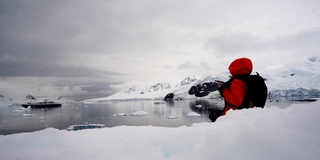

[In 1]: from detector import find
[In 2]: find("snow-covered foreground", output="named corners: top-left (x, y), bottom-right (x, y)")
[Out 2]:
top-left (1, 101), bottom-right (320, 160)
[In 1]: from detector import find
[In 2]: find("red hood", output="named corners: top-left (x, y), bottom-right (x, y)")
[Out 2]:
top-left (228, 57), bottom-right (253, 76)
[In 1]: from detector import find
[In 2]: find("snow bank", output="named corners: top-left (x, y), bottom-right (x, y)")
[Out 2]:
top-left (0, 101), bottom-right (320, 160)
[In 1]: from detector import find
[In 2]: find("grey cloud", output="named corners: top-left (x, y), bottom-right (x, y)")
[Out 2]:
top-left (0, 54), bottom-right (123, 78)
top-left (205, 32), bottom-right (265, 54)
top-left (177, 61), bottom-right (212, 71)
top-left (1, 0), bottom-right (319, 100)
top-left (205, 28), bottom-right (320, 55)
top-left (70, 83), bottom-right (116, 101)
top-left (272, 29), bottom-right (320, 53)
top-left (177, 61), bottom-right (194, 70)
top-left (0, 1), bottom-right (107, 57)
top-left (0, 0), bottom-right (178, 58)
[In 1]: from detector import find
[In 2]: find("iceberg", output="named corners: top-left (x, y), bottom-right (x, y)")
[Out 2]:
top-left (187, 112), bottom-right (201, 117)
top-left (113, 113), bottom-right (127, 117)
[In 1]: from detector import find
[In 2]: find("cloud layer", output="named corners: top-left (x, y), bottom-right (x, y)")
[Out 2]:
top-left (1, 0), bottom-right (319, 100)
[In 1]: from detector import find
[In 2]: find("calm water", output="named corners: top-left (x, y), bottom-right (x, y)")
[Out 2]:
top-left (0, 98), bottom-right (308, 135)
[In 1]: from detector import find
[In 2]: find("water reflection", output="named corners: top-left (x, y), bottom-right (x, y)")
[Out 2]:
top-left (0, 98), bottom-right (317, 135)
top-left (189, 99), bottom-right (224, 115)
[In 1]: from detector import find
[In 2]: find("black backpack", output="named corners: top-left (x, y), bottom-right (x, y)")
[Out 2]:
top-left (220, 72), bottom-right (268, 109)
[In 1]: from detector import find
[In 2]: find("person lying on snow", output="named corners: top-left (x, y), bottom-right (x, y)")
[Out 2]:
top-left (209, 57), bottom-right (267, 122)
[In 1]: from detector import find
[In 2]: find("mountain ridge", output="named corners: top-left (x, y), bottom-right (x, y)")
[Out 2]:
top-left (83, 57), bottom-right (320, 103)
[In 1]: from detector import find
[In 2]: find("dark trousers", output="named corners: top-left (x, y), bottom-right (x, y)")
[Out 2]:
top-left (209, 110), bottom-right (223, 122)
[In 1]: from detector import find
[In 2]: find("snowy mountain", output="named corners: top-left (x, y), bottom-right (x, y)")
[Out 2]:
top-left (123, 83), bottom-right (171, 94)
top-left (265, 57), bottom-right (320, 90)
top-left (90, 82), bottom-right (173, 102)
top-left (264, 57), bottom-right (320, 100)
top-left (179, 76), bottom-right (197, 86)
top-left (1, 57), bottom-right (319, 105)
top-left (83, 57), bottom-right (320, 103)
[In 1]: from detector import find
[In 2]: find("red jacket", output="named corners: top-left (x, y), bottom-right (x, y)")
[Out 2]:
top-left (221, 58), bottom-right (253, 115)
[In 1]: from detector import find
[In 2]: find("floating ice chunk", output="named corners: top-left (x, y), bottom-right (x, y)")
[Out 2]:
top-left (67, 124), bottom-right (106, 131)
top-left (13, 106), bottom-right (31, 113)
top-left (117, 113), bottom-right (126, 116)
top-left (113, 113), bottom-right (126, 117)
top-left (187, 112), bottom-right (201, 117)
top-left (130, 111), bottom-right (148, 116)
top-left (13, 109), bottom-right (27, 113)
top-left (39, 118), bottom-right (45, 123)
top-left (22, 114), bottom-right (36, 117)
top-left (167, 116), bottom-right (178, 119)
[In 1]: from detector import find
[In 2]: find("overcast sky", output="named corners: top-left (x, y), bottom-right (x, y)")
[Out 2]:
top-left (1, 0), bottom-right (320, 100)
